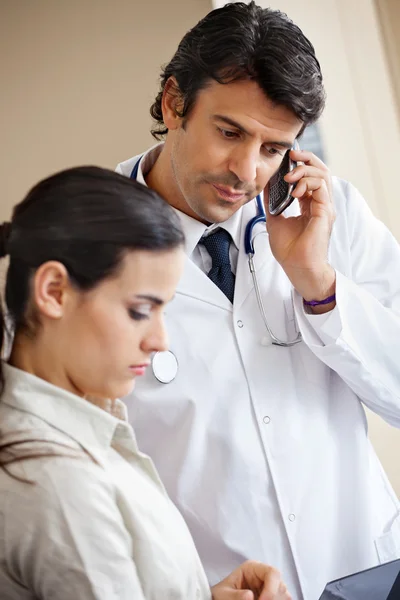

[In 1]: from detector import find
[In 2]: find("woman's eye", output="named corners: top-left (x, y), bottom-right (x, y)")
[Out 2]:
top-left (128, 308), bottom-right (150, 321)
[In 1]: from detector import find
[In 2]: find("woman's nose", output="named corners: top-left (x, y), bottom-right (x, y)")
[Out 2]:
top-left (141, 316), bottom-right (169, 355)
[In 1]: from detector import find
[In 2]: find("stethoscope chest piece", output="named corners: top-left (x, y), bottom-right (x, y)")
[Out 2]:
top-left (152, 350), bottom-right (178, 384)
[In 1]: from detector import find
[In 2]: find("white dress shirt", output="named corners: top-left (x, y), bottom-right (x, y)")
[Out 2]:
top-left (0, 363), bottom-right (211, 600)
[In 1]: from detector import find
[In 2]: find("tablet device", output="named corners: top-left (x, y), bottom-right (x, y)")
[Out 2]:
top-left (319, 559), bottom-right (400, 599)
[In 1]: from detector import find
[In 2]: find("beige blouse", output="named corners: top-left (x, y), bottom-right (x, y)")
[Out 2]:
top-left (0, 363), bottom-right (211, 600)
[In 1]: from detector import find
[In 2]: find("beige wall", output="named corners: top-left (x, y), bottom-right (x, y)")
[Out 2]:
top-left (0, 0), bottom-right (212, 217)
top-left (376, 0), bottom-right (400, 123)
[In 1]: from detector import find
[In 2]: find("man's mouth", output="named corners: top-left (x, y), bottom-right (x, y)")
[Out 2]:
top-left (211, 184), bottom-right (247, 202)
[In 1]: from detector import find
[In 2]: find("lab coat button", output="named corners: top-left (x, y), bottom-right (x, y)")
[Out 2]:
top-left (288, 514), bottom-right (296, 522)
top-left (237, 320), bottom-right (244, 328)
top-left (263, 416), bottom-right (271, 424)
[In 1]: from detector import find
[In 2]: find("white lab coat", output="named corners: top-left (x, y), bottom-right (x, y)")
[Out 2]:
top-left (117, 153), bottom-right (400, 600)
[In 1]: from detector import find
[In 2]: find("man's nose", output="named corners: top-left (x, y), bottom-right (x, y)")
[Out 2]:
top-left (228, 144), bottom-right (259, 184)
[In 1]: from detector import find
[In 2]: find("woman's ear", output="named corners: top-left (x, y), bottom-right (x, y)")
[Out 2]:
top-left (32, 261), bottom-right (72, 320)
top-left (161, 77), bottom-right (184, 131)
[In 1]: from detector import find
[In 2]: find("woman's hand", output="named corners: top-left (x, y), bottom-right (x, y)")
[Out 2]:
top-left (211, 560), bottom-right (291, 600)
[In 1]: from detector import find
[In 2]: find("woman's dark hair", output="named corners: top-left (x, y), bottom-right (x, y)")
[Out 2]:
top-left (150, 1), bottom-right (325, 138)
top-left (0, 165), bottom-right (184, 384)
top-left (0, 166), bottom-right (184, 480)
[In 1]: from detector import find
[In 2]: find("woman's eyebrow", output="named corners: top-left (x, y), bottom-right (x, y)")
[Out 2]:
top-left (134, 294), bottom-right (163, 306)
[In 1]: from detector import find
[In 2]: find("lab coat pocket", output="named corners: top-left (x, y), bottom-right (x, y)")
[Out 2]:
top-left (375, 513), bottom-right (400, 564)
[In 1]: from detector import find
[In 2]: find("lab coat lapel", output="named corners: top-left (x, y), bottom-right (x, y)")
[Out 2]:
top-left (176, 255), bottom-right (233, 311)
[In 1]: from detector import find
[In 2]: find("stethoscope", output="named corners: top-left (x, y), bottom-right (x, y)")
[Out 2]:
top-left (130, 157), bottom-right (302, 383)
top-left (245, 194), bottom-right (302, 347)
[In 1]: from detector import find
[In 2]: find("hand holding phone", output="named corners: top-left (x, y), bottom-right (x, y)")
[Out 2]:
top-left (268, 141), bottom-right (299, 216)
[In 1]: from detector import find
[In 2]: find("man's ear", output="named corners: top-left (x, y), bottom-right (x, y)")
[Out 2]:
top-left (32, 261), bottom-right (73, 320)
top-left (161, 76), bottom-right (185, 131)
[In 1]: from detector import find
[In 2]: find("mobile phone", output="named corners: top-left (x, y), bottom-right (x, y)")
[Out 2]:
top-left (268, 142), bottom-right (299, 216)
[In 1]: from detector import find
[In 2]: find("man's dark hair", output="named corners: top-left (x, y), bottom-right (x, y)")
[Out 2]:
top-left (150, 1), bottom-right (325, 139)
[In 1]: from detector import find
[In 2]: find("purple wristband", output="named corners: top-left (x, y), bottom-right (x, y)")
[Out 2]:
top-left (303, 293), bottom-right (336, 307)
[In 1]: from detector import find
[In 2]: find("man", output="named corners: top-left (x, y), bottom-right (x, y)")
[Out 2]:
top-left (117, 3), bottom-right (400, 599)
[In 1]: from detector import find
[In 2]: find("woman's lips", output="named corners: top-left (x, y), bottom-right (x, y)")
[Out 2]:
top-left (129, 364), bottom-right (149, 376)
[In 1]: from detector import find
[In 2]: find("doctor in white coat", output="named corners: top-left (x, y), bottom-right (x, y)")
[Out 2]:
top-left (117, 3), bottom-right (400, 599)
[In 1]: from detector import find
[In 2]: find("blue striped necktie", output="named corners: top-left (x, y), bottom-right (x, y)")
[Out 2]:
top-left (200, 229), bottom-right (235, 303)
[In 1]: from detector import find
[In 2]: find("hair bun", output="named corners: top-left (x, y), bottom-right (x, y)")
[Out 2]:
top-left (0, 222), bottom-right (12, 258)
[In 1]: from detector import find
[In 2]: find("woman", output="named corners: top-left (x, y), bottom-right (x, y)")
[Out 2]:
top-left (0, 166), bottom-right (290, 600)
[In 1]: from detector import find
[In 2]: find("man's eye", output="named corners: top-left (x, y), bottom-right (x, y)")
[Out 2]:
top-left (265, 147), bottom-right (284, 157)
top-left (219, 128), bottom-right (239, 139)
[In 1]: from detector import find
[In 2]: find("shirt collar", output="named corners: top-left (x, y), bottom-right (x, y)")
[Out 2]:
top-left (202, 209), bottom-right (242, 251)
top-left (1, 363), bottom-right (132, 454)
top-left (135, 142), bottom-right (164, 186)
top-left (136, 142), bottom-right (244, 257)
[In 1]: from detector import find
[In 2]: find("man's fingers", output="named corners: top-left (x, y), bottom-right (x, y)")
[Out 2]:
top-left (291, 176), bottom-right (328, 201)
top-left (285, 164), bottom-right (325, 182)
top-left (286, 151), bottom-right (333, 199)
top-left (289, 148), bottom-right (328, 172)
